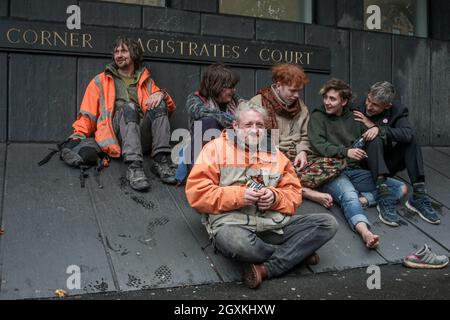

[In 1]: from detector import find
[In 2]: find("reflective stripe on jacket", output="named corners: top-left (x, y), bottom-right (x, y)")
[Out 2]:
top-left (71, 67), bottom-right (176, 157)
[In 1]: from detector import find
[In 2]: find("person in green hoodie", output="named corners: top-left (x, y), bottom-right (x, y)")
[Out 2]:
top-left (308, 79), bottom-right (407, 249)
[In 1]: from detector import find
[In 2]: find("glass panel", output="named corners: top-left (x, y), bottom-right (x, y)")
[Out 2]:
top-left (364, 0), bottom-right (427, 37)
top-left (98, 0), bottom-right (165, 6)
top-left (219, 0), bottom-right (312, 23)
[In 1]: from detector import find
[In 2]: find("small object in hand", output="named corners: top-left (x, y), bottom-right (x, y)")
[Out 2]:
top-left (352, 137), bottom-right (365, 149)
top-left (247, 179), bottom-right (264, 191)
top-left (55, 289), bottom-right (67, 298)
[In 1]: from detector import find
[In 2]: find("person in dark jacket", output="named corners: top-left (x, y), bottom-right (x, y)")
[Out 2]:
top-left (353, 81), bottom-right (440, 225)
top-left (309, 79), bottom-right (407, 248)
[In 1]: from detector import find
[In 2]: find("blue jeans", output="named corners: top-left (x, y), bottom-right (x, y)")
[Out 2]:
top-left (213, 214), bottom-right (338, 278)
top-left (320, 168), bottom-right (405, 230)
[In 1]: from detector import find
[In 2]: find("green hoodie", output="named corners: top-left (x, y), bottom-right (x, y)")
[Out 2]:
top-left (308, 104), bottom-right (366, 165)
top-left (105, 63), bottom-right (145, 107)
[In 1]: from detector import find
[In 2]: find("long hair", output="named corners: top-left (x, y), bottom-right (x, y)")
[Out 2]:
top-left (112, 36), bottom-right (144, 70)
top-left (199, 63), bottom-right (240, 99)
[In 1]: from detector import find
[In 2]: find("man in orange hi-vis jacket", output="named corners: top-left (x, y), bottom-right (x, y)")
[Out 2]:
top-left (69, 36), bottom-right (177, 190)
top-left (186, 100), bottom-right (338, 289)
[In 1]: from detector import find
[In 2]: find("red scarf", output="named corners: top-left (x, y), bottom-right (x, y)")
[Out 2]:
top-left (258, 87), bottom-right (302, 129)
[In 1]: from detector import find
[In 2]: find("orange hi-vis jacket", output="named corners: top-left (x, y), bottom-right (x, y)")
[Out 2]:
top-left (185, 131), bottom-right (302, 236)
top-left (70, 67), bottom-right (176, 158)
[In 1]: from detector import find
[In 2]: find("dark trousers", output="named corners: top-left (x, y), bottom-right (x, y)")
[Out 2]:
top-left (364, 136), bottom-right (425, 184)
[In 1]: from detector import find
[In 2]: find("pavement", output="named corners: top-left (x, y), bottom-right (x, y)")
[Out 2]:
top-left (0, 144), bottom-right (449, 300)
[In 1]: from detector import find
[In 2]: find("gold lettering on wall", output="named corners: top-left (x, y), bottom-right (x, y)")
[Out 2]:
top-left (258, 48), bottom-right (313, 65)
top-left (5, 28), bottom-right (93, 49)
top-left (2, 26), bottom-right (325, 70)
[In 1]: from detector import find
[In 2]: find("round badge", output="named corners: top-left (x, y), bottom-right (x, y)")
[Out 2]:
top-left (382, 118), bottom-right (389, 124)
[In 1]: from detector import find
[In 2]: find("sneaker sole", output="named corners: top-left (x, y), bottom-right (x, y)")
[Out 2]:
top-left (376, 205), bottom-right (400, 227)
top-left (405, 201), bottom-right (441, 225)
top-left (403, 259), bottom-right (449, 269)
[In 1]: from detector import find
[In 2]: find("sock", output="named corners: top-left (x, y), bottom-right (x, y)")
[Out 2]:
top-left (413, 181), bottom-right (426, 197)
top-left (376, 177), bottom-right (389, 198)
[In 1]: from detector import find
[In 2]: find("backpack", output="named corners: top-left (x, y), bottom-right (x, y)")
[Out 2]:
top-left (38, 138), bottom-right (109, 188)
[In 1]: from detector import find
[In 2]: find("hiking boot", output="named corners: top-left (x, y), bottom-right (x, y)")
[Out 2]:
top-left (377, 197), bottom-right (401, 227)
top-left (403, 244), bottom-right (449, 269)
top-left (406, 195), bottom-right (441, 225)
top-left (151, 154), bottom-right (177, 185)
top-left (242, 263), bottom-right (268, 289)
top-left (126, 161), bottom-right (150, 191)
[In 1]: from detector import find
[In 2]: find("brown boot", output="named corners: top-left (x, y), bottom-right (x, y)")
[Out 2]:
top-left (242, 263), bottom-right (268, 289)
top-left (305, 253), bottom-right (320, 266)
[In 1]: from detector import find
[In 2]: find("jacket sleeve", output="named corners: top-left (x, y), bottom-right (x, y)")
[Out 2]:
top-left (308, 112), bottom-right (347, 158)
top-left (185, 143), bottom-right (246, 214)
top-left (295, 106), bottom-right (312, 154)
top-left (71, 79), bottom-right (100, 139)
top-left (186, 93), bottom-right (234, 128)
top-left (268, 156), bottom-right (302, 215)
top-left (380, 109), bottom-right (414, 143)
top-left (148, 79), bottom-right (176, 113)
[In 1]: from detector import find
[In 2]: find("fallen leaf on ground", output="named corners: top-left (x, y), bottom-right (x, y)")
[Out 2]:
top-left (55, 289), bottom-right (67, 298)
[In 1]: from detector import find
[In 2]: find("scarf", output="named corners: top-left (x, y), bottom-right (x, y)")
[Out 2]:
top-left (258, 86), bottom-right (302, 129)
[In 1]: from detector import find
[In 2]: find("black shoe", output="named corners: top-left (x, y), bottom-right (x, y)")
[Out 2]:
top-left (126, 161), bottom-right (150, 191)
top-left (377, 196), bottom-right (401, 227)
top-left (151, 155), bottom-right (177, 185)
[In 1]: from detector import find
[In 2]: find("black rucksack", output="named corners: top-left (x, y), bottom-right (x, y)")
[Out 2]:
top-left (38, 138), bottom-right (108, 188)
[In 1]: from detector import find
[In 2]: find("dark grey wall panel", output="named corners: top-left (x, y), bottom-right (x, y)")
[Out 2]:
top-left (304, 73), bottom-right (328, 112)
top-left (10, 0), bottom-right (74, 22)
top-left (350, 31), bottom-right (391, 100)
top-left (232, 67), bottom-right (254, 101)
top-left (256, 20), bottom-right (304, 44)
top-left (148, 61), bottom-right (200, 131)
top-left (0, 54), bottom-right (6, 142)
top-left (80, 1), bottom-right (141, 28)
top-left (336, 0), bottom-right (363, 29)
top-left (431, 41), bottom-right (450, 146)
top-left (393, 36), bottom-right (430, 146)
top-left (9, 54), bottom-right (76, 142)
top-left (255, 69), bottom-right (272, 93)
top-left (0, 1), bottom-right (7, 16)
top-left (201, 14), bottom-right (254, 40)
top-left (182, 0), bottom-right (218, 13)
top-left (430, 0), bottom-right (450, 42)
top-left (77, 57), bottom-right (111, 115)
top-left (0, 144), bottom-right (4, 215)
top-left (315, 0), bottom-right (336, 26)
top-left (306, 24), bottom-right (350, 81)
top-left (143, 7), bottom-right (200, 34)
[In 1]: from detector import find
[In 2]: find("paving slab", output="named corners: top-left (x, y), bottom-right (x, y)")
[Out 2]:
top-left (86, 160), bottom-right (220, 292)
top-left (301, 200), bottom-right (387, 273)
top-left (398, 166), bottom-right (450, 209)
top-left (0, 144), bottom-right (115, 299)
top-left (421, 147), bottom-right (450, 179)
top-left (167, 186), bottom-right (311, 282)
top-left (434, 148), bottom-right (450, 157)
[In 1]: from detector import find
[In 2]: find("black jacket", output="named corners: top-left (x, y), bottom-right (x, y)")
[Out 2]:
top-left (356, 98), bottom-right (414, 146)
